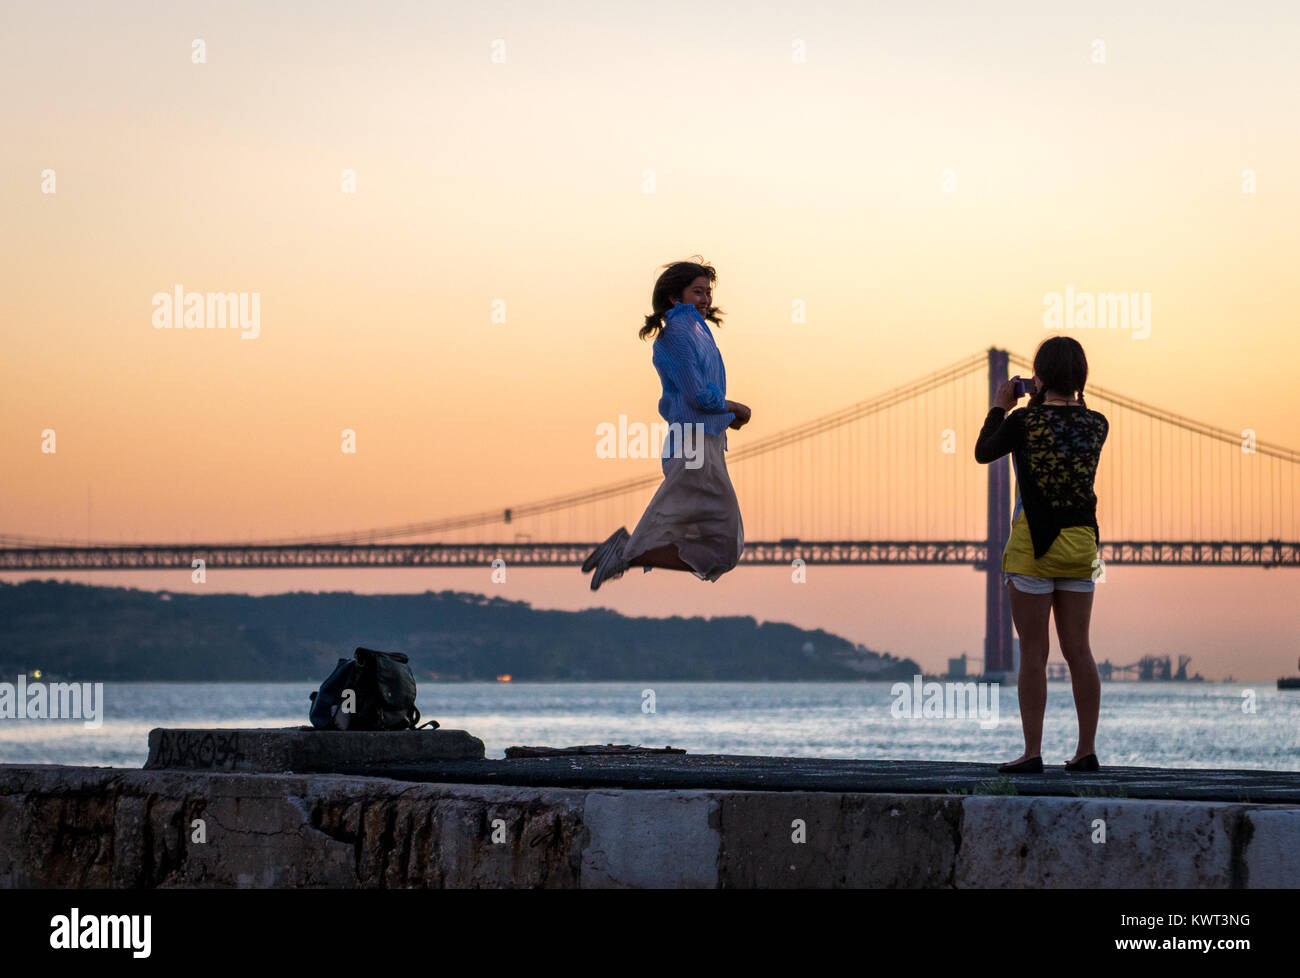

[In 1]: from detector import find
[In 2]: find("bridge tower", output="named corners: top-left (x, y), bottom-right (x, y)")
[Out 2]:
top-left (984, 348), bottom-right (1014, 676)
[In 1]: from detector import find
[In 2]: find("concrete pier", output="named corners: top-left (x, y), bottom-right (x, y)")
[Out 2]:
top-left (2, 751), bottom-right (1297, 888)
top-left (319, 752), bottom-right (1300, 804)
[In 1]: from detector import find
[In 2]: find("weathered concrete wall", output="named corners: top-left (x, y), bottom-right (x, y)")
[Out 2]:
top-left (0, 765), bottom-right (1296, 888)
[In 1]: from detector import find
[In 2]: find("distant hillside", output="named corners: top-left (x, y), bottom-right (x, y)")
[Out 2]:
top-left (0, 580), bottom-right (919, 682)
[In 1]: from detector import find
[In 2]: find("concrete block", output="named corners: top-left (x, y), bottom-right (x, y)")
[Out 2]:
top-left (1242, 809), bottom-right (1300, 887)
top-left (955, 796), bottom-right (1241, 888)
top-left (144, 726), bottom-right (484, 772)
top-left (717, 792), bottom-right (962, 888)
top-left (581, 790), bottom-right (720, 888)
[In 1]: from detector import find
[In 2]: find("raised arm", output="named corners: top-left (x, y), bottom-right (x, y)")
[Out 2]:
top-left (974, 407), bottom-right (1025, 463)
top-left (975, 378), bottom-right (1026, 463)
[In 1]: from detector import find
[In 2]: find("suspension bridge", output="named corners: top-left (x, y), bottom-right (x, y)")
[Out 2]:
top-left (4, 348), bottom-right (1298, 674)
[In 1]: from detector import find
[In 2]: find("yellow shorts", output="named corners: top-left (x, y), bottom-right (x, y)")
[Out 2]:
top-left (1001, 511), bottom-right (1098, 580)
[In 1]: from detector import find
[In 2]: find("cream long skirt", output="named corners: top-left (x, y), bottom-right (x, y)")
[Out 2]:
top-left (622, 433), bottom-right (744, 582)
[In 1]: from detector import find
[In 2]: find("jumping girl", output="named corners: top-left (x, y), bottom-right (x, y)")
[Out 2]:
top-left (582, 259), bottom-right (750, 590)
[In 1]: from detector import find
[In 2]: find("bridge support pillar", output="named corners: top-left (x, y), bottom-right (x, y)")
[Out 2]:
top-left (984, 349), bottom-right (1014, 676)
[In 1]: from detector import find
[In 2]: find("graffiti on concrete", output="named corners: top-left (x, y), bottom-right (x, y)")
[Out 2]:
top-left (152, 730), bottom-right (245, 769)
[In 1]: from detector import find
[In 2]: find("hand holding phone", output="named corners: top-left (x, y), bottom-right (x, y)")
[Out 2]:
top-left (995, 376), bottom-right (1033, 411)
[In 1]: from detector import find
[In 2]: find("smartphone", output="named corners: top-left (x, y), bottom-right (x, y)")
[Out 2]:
top-left (1013, 376), bottom-right (1035, 397)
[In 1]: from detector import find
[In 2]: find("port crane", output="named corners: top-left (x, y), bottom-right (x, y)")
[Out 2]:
top-left (1098, 654), bottom-right (1195, 681)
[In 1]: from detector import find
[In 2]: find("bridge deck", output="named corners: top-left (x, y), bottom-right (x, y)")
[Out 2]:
top-left (2, 539), bottom-right (1297, 568)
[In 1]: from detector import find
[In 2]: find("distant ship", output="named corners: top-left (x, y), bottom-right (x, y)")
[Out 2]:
top-left (1279, 658), bottom-right (1300, 690)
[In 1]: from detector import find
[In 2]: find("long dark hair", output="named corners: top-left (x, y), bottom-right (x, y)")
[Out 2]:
top-left (639, 258), bottom-right (724, 340)
top-left (1028, 336), bottom-right (1089, 408)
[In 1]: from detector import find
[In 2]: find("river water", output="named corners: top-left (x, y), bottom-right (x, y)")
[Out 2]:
top-left (2, 681), bottom-right (1297, 771)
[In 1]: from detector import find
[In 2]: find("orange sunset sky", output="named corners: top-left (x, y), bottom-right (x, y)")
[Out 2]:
top-left (3, 2), bottom-right (1298, 679)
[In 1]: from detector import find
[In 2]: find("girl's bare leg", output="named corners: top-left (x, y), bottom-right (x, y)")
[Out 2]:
top-left (1052, 589), bottom-right (1099, 761)
top-left (1008, 583), bottom-right (1053, 762)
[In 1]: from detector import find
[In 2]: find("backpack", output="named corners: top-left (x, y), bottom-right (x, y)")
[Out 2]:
top-left (308, 647), bottom-right (434, 731)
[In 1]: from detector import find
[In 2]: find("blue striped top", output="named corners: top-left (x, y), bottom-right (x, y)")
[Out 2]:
top-left (652, 302), bottom-right (735, 465)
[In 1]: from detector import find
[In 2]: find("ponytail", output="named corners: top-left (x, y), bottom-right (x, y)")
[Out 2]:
top-left (1029, 386), bottom-right (1086, 407)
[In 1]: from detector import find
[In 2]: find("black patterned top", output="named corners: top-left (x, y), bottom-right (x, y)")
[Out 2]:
top-left (975, 403), bottom-right (1110, 559)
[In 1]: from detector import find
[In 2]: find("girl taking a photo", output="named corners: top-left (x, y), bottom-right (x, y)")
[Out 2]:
top-left (583, 259), bottom-right (750, 590)
top-left (975, 336), bottom-right (1109, 773)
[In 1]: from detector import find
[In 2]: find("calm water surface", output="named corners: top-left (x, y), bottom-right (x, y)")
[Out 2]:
top-left (0, 681), bottom-right (1296, 771)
